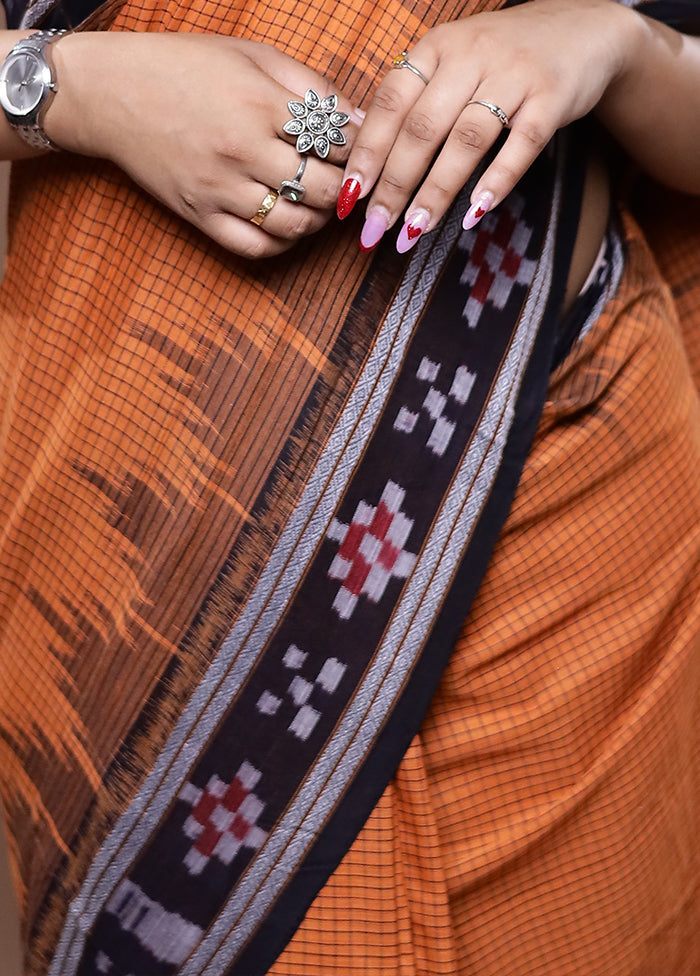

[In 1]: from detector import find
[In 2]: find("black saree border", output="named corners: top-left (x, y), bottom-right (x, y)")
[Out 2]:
top-left (49, 127), bottom-right (586, 976)
top-left (231, 127), bottom-right (587, 976)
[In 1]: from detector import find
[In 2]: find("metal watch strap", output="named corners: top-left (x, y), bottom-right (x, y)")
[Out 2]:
top-left (8, 30), bottom-right (67, 151)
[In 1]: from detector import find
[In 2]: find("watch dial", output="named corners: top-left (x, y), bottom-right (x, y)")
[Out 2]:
top-left (2, 52), bottom-right (44, 115)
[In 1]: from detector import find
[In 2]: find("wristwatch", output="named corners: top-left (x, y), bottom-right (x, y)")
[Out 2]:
top-left (0, 30), bottom-right (67, 151)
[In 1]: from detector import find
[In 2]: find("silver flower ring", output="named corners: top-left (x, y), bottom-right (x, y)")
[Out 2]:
top-left (283, 89), bottom-right (350, 159)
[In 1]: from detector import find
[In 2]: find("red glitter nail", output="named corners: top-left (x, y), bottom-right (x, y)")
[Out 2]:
top-left (337, 178), bottom-right (361, 220)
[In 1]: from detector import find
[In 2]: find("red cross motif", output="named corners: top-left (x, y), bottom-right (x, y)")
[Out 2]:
top-left (179, 762), bottom-right (267, 875)
top-left (327, 480), bottom-right (416, 620)
top-left (459, 194), bottom-right (536, 328)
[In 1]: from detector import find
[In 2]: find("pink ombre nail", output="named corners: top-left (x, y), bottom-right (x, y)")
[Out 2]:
top-left (396, 210), bottom-right (429, 254)
top-left (360, 211), bottom-right (388, 251)
top-left (462, 191), bottom-right (494, 231)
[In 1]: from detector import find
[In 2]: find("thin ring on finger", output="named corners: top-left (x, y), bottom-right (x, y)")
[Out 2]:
top-left (390, 50), bottom-right (431, 86)
top-left (241, 179), bottom-right (331, 242)
top-left (466, 99), bottom-right (510, 129)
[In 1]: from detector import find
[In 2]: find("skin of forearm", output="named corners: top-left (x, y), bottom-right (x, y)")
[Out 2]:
top-left (596, 5), bottom-right (700, 194)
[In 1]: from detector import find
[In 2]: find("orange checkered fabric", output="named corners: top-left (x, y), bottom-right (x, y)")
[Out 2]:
top-left (0, 0), bottom-right (698, 973)
top-left (273, 210), bottom-right (700, 976)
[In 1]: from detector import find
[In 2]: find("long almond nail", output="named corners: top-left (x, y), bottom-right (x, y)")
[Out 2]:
top-left (360, 211), bottom-right (388, 251)
top-left (337, 177), bottom-right (362, 220)
top-left (396, 210), bottom-right (429, 254)
top-left (462, 191), bottom-right (494, 231)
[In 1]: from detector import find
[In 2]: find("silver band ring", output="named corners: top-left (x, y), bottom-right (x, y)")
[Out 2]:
top-left (278, 156), bottom-right (307, 203)
top-left (250, 189), bottom-right (279, 226)
top-left (467, 100), bottom-right (510, 128)
top-left (391, 50), bottom-right (430, 86)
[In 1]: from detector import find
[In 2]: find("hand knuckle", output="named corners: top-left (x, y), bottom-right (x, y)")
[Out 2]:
top-left (217, 137), bottom-right (248, 163)
top-left (178, 192), bottom-right (199, 216)
top-left (379, 171), bottom-right (409, 195)
top-left (372, 86), bottom-right (404, 116)
top-left (403, 112), bottom-right (436, 144)
top-left (489, 161), bottom-right (520, 188)
top-left (239, 236), bottom-right (271, 260)
top-left (426, 179), bottom-right (453, 204)
top-left (352, 143), bottom-right (381, 170)
top-left (453, 122), bottom-right (489, 154)
top-left (316, 175), bottom-right (342, 209)
top-left (516, 120), bottom-right (549, 151)
top-left (284, 209), bottom-right (315, 238)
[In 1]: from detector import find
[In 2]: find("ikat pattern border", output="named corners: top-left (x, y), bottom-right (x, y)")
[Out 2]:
top-left (185, 169), bottom-right (565, 976)
top-left (48, 152), bottom-right (562, 975)
top-left (47, 177), bottom-right (481, 975)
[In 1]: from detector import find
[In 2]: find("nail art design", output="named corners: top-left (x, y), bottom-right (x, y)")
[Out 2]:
top-left (462, 192), bottom-right (494, 231)
top-left (396, 210), bottom-right (429, 254)
top-left (360, 211), bottom-right (388, 251)
top-left (337, 177), bottom-right (361, 220)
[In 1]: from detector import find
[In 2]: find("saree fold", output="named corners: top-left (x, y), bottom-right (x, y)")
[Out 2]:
top-left (0, 1), bottom-right (698, 974)
top-left (274, 207), bottom-right (700, 976)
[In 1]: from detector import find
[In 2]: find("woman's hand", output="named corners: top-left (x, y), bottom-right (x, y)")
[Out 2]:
top-left (44, 31), bottom-right (362, 258)
top-left (337, 0), bottom-right (694, 252)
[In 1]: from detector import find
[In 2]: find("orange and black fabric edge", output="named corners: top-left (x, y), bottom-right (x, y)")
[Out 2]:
top-left (231, 127), bottom-right (587, 976)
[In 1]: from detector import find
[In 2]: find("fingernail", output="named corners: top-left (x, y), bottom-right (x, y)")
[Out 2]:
top-left (337, 177), bottom-right (362, 220)
top-left (352, 107), bottom-right (366, 123)
top-left (360, 210), bottom-right (388, 251)
top-left (462, 191), bottom-right (494, 231)
top-left (396, 209), bottom-right (429, 254)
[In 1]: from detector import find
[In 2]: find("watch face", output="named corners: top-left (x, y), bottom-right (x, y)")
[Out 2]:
top-left (0, 50), bottom-right (46, 118)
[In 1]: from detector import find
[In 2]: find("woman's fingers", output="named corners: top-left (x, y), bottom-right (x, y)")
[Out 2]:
top-left (197, 190), bottom-right (331, 258)
top-left (205, 211), bottom-right (297, 259)
top-left (255, 149), bottom-right (347, 212)
top-left (366, 89), bottom-right (518, 250)
top-left (189, 166), bottom-right (335, 256)
top-left (459, 101), bottom-right (554, 227)
top-left (337, 54), bottom-right (443, 221)
top-left (401, 94), bottom-right (557, 240)
top-left (337, 1), bottom-right (633, 252)
top-left (242, 183), bottom-right (331, 239)
top-left (347, 81), bottom-right (562, 252)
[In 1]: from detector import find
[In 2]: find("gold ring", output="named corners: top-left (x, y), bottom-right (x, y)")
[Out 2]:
top-left (250, 189), bottom-right (279, 226)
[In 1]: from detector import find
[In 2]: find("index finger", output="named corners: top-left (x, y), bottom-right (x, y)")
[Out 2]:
top-left (336, 47), bottom-right (434, 219)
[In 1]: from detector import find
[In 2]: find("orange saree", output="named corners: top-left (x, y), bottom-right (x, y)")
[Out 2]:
top-left (0, 0), bottom-right (698, 973)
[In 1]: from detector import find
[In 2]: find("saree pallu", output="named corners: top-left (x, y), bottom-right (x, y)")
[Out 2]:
top-left (0, 0), bottom-right (699, 973)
